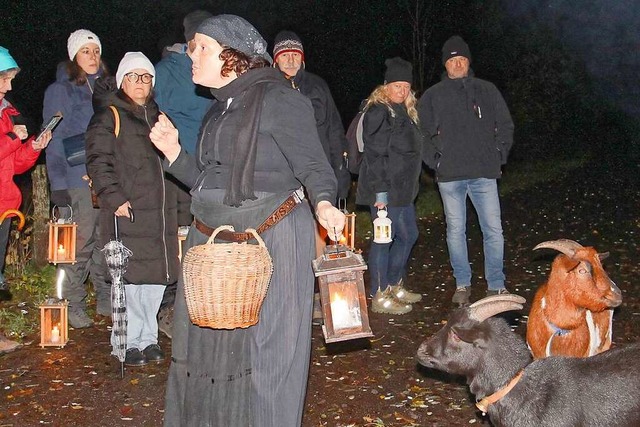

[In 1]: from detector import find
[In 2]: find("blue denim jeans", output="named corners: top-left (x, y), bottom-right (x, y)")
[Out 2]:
top-left (367, 205), bottom-right (419, 294)
top-left (437, 178), bottom-right (505, 289)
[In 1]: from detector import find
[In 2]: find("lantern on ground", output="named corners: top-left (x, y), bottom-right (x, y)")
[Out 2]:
top-left (312, 244), bottom-right (373, 343)
top-left (337, 199), bottom-right (356, 250)
top-left (48, 205), bottom-right (77, 264)
top-left (39, 298), bottom-right (69, 348)
top-left (373, 208), bottom-right (392, 244)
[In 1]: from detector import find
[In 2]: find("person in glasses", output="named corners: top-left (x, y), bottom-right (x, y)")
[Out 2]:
top-left (42, 29), bottom-right (111, 328)
top-left (85, 52), bottom-right (179, 367)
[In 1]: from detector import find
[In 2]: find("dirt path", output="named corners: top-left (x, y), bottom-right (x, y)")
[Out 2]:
top-left (1, 159), bottom-right (639, 426)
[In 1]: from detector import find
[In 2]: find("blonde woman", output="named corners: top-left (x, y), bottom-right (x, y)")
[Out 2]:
top-left (355, 57), bottom-right (424, 315)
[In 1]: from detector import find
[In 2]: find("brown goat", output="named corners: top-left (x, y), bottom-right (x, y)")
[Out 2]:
top-left (526, 239), bottom-right (622, 359)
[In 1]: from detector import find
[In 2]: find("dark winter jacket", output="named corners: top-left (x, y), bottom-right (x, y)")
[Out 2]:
top-left (166, 67), bottom-right (337, 210)
top-left (0, 99), bottom-right (40, 214)
top-left (418, 71), bottom-right (514, 182)
top-left (43, 62), bottom-right (103, 191)
top-left (355, 102), bottom-right (423, 207)
top-left (288, 69), bottom-right (350, 200)
top-left (154, 44), bottom-right (213, 155)
top-left (85, 77), bottom-right (179, 285)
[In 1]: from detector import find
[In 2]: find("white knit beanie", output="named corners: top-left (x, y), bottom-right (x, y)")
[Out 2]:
top-left (67, 29), bottom-right (102, 61)
top-left (115, 52), bottom-right (156, 88)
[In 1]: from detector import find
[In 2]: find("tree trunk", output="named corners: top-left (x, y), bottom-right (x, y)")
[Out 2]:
top-left (31, 164), bottom-right (49, 268)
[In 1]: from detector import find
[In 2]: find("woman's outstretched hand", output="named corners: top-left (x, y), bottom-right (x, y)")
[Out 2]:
top-left (316, 201), bottom-right (346, 242)
top-left (149, 113), bottom-right (181, 163)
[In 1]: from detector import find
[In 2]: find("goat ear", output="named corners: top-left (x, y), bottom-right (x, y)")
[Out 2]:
top-left (451, 326), bottom-right (475, 344)
top-left (598, 251), bottom-right (610, 261)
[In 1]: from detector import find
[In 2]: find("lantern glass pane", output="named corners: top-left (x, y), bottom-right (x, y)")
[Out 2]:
top-left (328, 281), bottom-right (362, 330)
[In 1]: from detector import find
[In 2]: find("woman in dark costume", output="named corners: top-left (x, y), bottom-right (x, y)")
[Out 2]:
top-left (149, 15), bottom-right (345, 427)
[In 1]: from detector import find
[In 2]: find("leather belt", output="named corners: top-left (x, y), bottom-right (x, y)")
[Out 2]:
top-left (194, 188), bottom-right (305, 242)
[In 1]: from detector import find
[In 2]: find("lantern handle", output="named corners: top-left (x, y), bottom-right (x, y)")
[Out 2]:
top-left (51, 204), bottom-right (73, 223)
top-left (337, 198), bottom-right (347, 213)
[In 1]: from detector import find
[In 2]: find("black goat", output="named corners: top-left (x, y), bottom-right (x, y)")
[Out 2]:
top-left (416, 295), bottom-right (640, 427)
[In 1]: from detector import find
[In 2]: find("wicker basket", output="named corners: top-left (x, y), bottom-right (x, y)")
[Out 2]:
top-left (182, 225), bottom-right (273, 329)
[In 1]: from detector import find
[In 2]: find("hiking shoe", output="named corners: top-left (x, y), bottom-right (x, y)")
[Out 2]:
top-left (371, 288), bottom-right (412, 315)
top-left (0, 335), bottom-right (21, 355)
top-left (68, 307), bottom-right (94, 329)
top-left (125, 348), bottom-right (148, 367)
top-left (143, 344), bottom-right (165, 363)
top-left (158, 306), bottom-right (173, 339)
top-left (452, 286), bottom-right (471, 306)
top-left (486, 288), bottom-right (510, 297)
top-left (312, 293), bottom-right (323, 326)
top-left (389, 279), bottom-right (422, 303)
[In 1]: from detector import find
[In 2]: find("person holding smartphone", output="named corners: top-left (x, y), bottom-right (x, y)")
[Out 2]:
top-left (0, 46), bottom-right (51, 353)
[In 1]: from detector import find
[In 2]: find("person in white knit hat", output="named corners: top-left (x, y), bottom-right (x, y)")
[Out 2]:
top-left (85, 51), bottom-right (179, 367)
top-left (43, 29), bottom-right (110, 329)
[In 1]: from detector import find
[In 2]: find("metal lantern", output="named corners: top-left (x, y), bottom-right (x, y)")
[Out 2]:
top-left (48, 206), bottom-right (77, 264)
top-left (312, 244), bottom-right (373, 343)
top-left (337, 199), bottom-right (356, 250)
top-left (40, 298), bottom-right (69, 348)
top-left (373, 208), bottom-right (392, 244)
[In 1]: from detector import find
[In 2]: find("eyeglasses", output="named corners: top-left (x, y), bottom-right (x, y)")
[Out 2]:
top-left (125, 72), bottom-right (153, 84)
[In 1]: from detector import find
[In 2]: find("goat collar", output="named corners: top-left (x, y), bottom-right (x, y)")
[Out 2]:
top-left (476, 370), bottom-right (524, 414)
top-left (544, 315), bottom-right (571, 357)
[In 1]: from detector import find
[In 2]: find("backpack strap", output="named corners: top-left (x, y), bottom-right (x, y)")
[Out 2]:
top-left (108, 105), bottom-right (120, 138)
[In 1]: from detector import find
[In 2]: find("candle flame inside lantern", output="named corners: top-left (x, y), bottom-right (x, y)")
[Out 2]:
top-left (57, 244), bottom-right (65, 255)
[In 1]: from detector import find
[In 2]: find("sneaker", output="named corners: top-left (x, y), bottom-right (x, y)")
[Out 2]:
top-left (486, 288), bottom-right (510, 297)
top-left (68, 307), bottom-right (94, 329)
top-left (0, 335), bottom-right (21, 355)
top-left (158, 306), bottom-right (173, 339)
top-left (96, 302), bottom-right (112, 317)
top-left (371, 288), bottom-right (412, 315)
top-left (124, 348), bottom-right (147, 367)
top-left (312, 293), bottom-right (323, 326)
top-left (452, 286), bottom-right (471, 306)
top-left (389, 279), bottom-right (422, 303)
top-left (142, 344), bottom-right (165, 363)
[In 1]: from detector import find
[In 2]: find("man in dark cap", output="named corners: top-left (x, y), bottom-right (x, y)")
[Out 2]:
top-left (153, 9), bottom-right (215, 338)
top-left (272, 30), bottom-right (351, 324)
top-left (417, 35), bottom-right (514, 306)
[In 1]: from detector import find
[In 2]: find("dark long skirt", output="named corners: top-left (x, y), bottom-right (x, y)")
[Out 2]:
top-left (164, 189), bottom-right (315, 427)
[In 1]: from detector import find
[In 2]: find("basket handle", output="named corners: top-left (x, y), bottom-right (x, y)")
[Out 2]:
top-left (206, 225), bottom-right (267, 248)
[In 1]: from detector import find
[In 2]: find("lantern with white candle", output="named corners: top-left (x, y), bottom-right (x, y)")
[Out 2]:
top-left (47, 205), bottom-right (77, 264)
top-left (39, 298), bottom-right (69, 348)
top-left (312, 244), bottom-right (373, 343)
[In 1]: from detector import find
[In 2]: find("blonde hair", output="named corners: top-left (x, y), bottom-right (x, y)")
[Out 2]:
top-left (364, 84), bottom-right (419, 124)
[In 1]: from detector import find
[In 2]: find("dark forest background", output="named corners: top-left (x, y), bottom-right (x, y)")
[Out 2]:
top-left (2, 0), bottom-right (638, 164)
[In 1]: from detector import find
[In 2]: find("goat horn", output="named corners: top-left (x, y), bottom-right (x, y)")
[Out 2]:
top-left (533, 239), bottom-right (584, 258)
top-left (467, 295), bottom-right (526, 323)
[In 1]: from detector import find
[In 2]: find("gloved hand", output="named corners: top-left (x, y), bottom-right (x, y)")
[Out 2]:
top-left (50, 190), bottom-right (71, 207)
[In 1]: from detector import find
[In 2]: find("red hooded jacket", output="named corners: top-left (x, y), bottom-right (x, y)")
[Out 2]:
top-left (0, 100), bottom-right (39, 216)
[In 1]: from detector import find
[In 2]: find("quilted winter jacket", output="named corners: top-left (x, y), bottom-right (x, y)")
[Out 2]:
top-left (85, 79), bottom-right (179, 285)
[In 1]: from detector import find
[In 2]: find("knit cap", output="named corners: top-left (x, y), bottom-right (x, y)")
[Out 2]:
top-left (384, 57), bottom-right (413, 84)
top-left (196, 15), bottom-right (271, 63)
top-left (115, 52), bottom-right (155, 88)
top-left (67, 29), bottom-right (102, 61)
top-left (183, 10), bottom-right (213, 42)
top-left (0, 46), bottom-right (18, 72)
top-left (272, 30), bottom-right (304, 63)
top-left (442, 35), bottom-right (471, 65)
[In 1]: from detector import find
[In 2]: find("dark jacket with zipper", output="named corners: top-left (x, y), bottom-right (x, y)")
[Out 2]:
top-left (85, 76), bottom-right (179, 285)
top-left (288, 69), bottom-right (351, 200)
top-left (355, 102), bottom-right (423, 207)
top-left (418, 70), bottom-right (514, 182)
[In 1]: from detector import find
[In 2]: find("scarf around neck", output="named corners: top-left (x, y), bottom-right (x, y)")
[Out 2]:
top-left (211, 67), bottom-right (287, 207)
